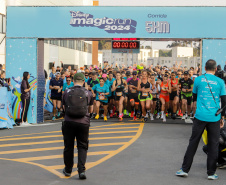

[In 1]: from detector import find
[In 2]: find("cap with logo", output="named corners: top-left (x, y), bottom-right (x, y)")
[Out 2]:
top-left (73, 73), bottom-right (85, 81)
top-left (184, 71), bottom-right (189, 75)
top-left (102, 69), bottom-right (107, 74)
top-left (132, 71), bottom-right (137, 75)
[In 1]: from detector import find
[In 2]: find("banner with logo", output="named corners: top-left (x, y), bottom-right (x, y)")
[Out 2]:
top-left (6, 38), bottom-right (38, 124)
top-left (0, 88), bottom-right (15, 129)
top-left (6, 6), bottom-right (226, 39)
top-left (44, 80), bottom-right (53, 113)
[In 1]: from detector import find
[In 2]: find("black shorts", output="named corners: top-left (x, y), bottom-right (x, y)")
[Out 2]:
top-left (181, 94), bottom-right (192, 105)
top-left (170, 91), bottom-right (178, 101)
top-left (51, 96), bottom-right (62, 101)
top-left (115, 91), bottom-right (125, 101)
top-left (96, 100), bottom-right (108, 105)
top-left (109, 95), bottom-right (115, 100)
top-left (128, 93), bottom-right (139, 103)
top-left (151, 94), bottom-right (158, 102)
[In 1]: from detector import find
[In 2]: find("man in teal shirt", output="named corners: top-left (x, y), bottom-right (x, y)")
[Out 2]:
top-left (176, 59), bottom-right (226, 180)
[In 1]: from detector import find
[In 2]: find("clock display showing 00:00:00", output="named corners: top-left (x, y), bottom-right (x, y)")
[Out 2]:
top-left (112, 41), bottom-right (140, 49)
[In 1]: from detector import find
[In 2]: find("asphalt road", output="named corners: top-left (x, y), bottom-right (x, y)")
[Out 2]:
top-left (0, 118), bottom-right (225, 185)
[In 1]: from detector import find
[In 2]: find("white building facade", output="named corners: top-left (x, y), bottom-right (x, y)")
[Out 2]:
top-left (147, 47), bottom-right (200, 68)
top-left (100, 49), bottom-right (159, 67)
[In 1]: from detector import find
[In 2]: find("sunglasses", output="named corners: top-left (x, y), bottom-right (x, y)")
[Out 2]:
top-left (66, 80), bottom-right (71, 81)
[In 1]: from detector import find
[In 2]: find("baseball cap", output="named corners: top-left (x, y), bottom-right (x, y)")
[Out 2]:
top-left (184, 71), bottom-right (189, 75)
top-left (132, 71), bottom-right (137, 75)
top-left (55, 72), bottom-right (61, 75)
top-left (73, 73), bottom-right (85, 81)
top-left (126, 71), bottom-right (131, 76)
top-left (102, 69), bottom-right (107, 74)
top-left (102, 74), bottom-right (107, 78)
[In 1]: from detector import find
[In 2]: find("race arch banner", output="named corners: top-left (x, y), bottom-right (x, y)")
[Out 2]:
top-left (6, 6), bottom-right (226, 38)
top-left (6, 6), bottom-right (226, 123)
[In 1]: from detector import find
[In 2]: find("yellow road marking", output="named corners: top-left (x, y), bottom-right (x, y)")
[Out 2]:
top-left (0, 126), bottom-right (139, 139)
top-left (15, 151), bottom-right (114, 162)
top-left (0, 122), bottom-right (144, 179)
top-left (0, 130), bottom-right (137, 142)
top-left (0, 142), bottom-right (128, 155)
top-left (0, 136), bottom-right (133, 148)
top-left (61, 123), bottom-right (145, 179)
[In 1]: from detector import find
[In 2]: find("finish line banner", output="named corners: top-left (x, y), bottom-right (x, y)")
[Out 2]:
top-left (6, 6), bottom-right (226, 38)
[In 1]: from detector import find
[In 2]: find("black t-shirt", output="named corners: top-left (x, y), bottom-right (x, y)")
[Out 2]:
top-left (128, 78), bottom-right (139, 95)
top-left (20, 80), bottom-right (30, 99)
top-left (50, 78), bottom-right (63, 97)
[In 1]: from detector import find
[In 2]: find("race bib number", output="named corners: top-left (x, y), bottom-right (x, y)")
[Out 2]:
top-left (131, 89), bottom-right (137, 93)
top-left (116, 92), bottom-right (122, 96)
top-left (99, 95), bottom-right (105, 100)
top-left (142, 92), bottom-right (148, 97)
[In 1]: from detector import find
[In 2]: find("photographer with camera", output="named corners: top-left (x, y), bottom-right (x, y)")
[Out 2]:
top-left (176, 59), bottom-right (226, 180)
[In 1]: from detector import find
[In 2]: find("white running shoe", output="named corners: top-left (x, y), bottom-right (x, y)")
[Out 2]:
top-left (182, 115), bottom-right (186, 120)
top-left (161, 113), bottom-right (164, 119)
top-left (163, 115), bottom-right (166, 122)
top-left (156, 113), bottom-right (160, 119)
top-left (20, 122), bottom-right (30, 126)
top-left (185, 117), bottom-right (193, 124)
top-left (150, 114), bottom-right (154, 121)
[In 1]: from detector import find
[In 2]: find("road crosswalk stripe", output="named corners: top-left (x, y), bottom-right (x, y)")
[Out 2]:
top-left (0, 122), bottom-right (144, 179)
top-left (0, 126), bottom-right (140, 139)
top-left (0, 130), bottom-right (137, 142)
top-left (15, 151), bottom-right (114, 162)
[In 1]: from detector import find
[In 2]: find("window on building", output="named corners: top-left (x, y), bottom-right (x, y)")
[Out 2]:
top-left (60, 40), bottom-right (67, 48)
top-left (44, 40), bottom-right (49, 44)
top-left (68, 40), bottom-right (75, 49)
top-left (88, 44), bottom-right (92, 53)
top-left (162, 60), bottom-right (164, 64)
top-left (84, 42), bottom-right (88, 52)
top-left (81, 41), bottom-right (84, 51)
top-left (0, 14), bottom-right (6, 34)
top-left (76, 40), bottom-right (81, 51)
top-left (50, 40), bottom-right (59, 46)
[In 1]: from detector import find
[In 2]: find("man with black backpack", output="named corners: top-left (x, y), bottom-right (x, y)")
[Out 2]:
top-left (62, 73), bottom-right (94, 180)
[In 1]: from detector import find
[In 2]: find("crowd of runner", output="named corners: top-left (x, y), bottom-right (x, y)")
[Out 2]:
top-left (49, 61), bottom-right (201, 123)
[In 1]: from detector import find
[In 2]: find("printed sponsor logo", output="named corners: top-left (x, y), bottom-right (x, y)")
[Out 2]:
top-left (70, 11), bottom-right (137, 33)
top-left (146, 21), bottom-right (170, 33)
top-left (0, 104), bottom-right (5, 109)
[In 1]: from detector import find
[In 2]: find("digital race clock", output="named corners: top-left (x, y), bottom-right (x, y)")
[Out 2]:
top-left (112, 41), bottom-right (140, 50)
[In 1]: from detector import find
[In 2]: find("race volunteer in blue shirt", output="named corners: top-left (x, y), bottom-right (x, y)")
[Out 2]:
top-left (62, 76), bottom-right (74, 94)
top-left (176, 59), bottom-right (226, 180)
top-left (91, 77), bottom-right (109, 122)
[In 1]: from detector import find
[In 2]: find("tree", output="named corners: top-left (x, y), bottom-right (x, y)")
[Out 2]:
top-left (98, 40), bottom-right (111, 50)
top-left (159, 49), bottom-right (172, 57)
top-left (145, 45), bottom-right (152, 49)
